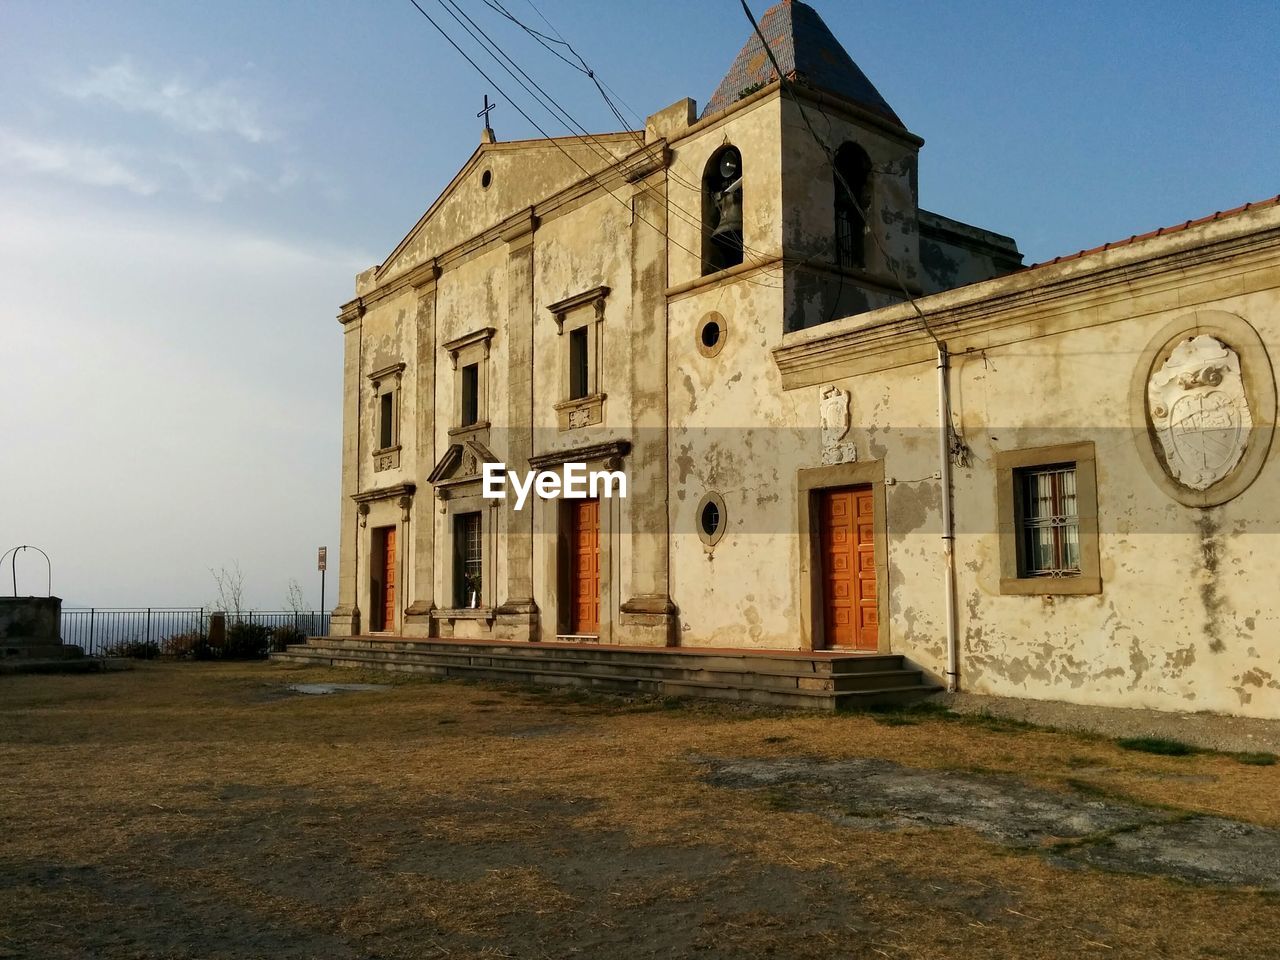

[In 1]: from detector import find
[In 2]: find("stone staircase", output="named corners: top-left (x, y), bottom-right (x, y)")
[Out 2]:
top-left (271, 637), bottom-right (942, 711)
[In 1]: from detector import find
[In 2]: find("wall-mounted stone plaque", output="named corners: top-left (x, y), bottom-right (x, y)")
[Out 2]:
top-left (1147, 335), bottom-right (1251, 491)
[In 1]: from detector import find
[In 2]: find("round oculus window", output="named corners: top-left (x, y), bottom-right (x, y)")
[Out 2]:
top-left (696, 312), bottom-right (727, 358)
top-left (481, 169), bottom-right (493, 189)
top-left (696, 492), bottom-right (727, 546)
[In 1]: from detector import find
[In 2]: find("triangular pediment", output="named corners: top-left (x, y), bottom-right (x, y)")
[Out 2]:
top-left (378, 134), bottom-right (640, 284)
top-left (427, 438), bottom-right (500, 487)
top-left (703, 1), bottom-right (903, 126)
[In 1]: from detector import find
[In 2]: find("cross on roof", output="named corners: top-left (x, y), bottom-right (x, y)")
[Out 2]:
top-left (477, 94), bottom-right (497, 137)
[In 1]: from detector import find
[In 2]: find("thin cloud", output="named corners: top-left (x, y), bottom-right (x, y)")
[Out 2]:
top-left (63, 58), bottom-right (275, 143)
top-left (0, 128), bottom-right (156, 194)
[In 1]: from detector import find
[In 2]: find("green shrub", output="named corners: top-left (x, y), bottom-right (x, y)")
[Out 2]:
top-left (104, 639), bottom-right (160, 660)
top-left (223, 622), bottom-right (272, 660)
top-left (270, 625), bottom-right (307, 653)
top-left (162, 630), bottom-right (213, 660)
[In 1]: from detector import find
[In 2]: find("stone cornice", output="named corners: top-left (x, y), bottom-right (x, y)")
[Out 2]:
top-left (499, 208), bottom-right (539, 245)
top-left (352, 482), bottom-right (416, 504)
top-left (441, 327), bottom-right (496, 369)
top-left (338, 298), bottom-right (365, 326)
top-left (546, 286), bottom-right (610, 333)
top-left (366, 361), bottom-right (405, 383)
top-left (772, 207), bottom-right (1280, 389)
top-left (528, 440), bottom-right (631, 471)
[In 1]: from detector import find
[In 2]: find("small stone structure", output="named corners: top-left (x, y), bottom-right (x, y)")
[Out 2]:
top-left (0, 596), bottom-right (86, 668)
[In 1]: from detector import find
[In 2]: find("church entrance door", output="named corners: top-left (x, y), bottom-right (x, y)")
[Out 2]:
top-left (569, 499), bottom-right (600, 636)
top-left (374, 526), bottom-right (396, 633)
top-left (819, 486), bottom-right (877, 650)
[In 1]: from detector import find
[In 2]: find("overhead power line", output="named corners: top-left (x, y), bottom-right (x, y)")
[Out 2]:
top-left (404, 0), bottom-right (783, 288)
top-left (469, 0), bottom-right (792, 278)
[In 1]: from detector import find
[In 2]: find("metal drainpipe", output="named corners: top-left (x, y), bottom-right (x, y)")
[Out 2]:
top-left (938, 343), bottom-right (960, 693)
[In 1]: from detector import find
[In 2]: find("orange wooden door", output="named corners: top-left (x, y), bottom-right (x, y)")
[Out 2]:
top-left (381, 527), bottom-right (396, 632)
top-left (570, 499), bottom-right (600, 635)
top-left (819, 487), bottom-right (877, 650)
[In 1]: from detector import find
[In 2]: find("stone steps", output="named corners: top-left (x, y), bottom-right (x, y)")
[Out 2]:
top-left (271, 637), bottom-right (941, 711)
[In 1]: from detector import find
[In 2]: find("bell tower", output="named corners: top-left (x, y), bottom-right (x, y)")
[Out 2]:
top-left (703, 0), bottom-right (927, 329)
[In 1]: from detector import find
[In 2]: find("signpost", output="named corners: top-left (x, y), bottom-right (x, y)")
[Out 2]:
top-left (317, 547), bottom-right (327, 631)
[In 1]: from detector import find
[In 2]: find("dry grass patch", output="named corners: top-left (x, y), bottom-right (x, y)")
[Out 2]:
top-left (1, 662), bottom-right (1278, 959)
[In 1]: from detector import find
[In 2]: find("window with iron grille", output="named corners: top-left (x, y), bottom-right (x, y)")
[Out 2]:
top-left (453, 512), bottom-right (482, 606)
top-left (834, 142), bottom-right (872, 269)
top-left (1015, 464), bottom-right (1081, 577)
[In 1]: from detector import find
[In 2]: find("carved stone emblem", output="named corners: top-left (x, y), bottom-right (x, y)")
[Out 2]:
top-left (1147, 335), bottom-right (1252, 490)
top-left (820, 385), bottom-right (857, 465)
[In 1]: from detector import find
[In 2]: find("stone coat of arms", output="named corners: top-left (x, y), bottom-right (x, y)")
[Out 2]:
top-left (1147, 335), bottom-right (1252, 491)
top-left (820, 385), bottom-right (857, 465)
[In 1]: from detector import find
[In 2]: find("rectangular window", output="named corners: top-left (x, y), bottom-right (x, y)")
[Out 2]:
top-left (461, 363), bottom-right (479, 427)
top-left (378, 391), bottom-right (394, 450)
top-left (1015, 464), bottom-right (1080, 577)
top-left (569, 326), bottom-right (589, 400)
top-left (453, 512), bottom-right (483, 607)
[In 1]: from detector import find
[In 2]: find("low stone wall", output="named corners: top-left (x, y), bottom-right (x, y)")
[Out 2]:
top-left (0, 596), bottom-right (66, 657)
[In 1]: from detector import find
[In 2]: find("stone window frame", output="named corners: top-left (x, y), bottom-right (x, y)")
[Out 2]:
top-left (995, 441), bottom-right (1102, 596)
top-left (696, 312), bottom-right (727, 359)
top-left (443, 328), bottom-right (495, 436)
top-left (368, 362), bottom-right (405, 472)
top-left (530, 440), bottom-right (629, 642)
top-left (695, 491), bottom-right (727, 547)
top-left (433, 488), bottom-right (499, 623)
top-left (548, 286), bottom-right (609, 432)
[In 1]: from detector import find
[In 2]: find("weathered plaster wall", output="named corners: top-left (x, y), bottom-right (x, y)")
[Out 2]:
top-left (937, 283), bottom-right (1280, 717)
top-left (528, 189), bottom-right (636, 640)
top-left (350, 287), bottom-right (419, 632)
top-left (773, 204), bottom-right (1280, 718)
top-left (918, 210), bottom-right (1023, 294)
top-left (667, 278), bottom-right (808, 648)
top-left (666, 95), bottom-right (784, 286)
top-left (432, 247), bottom-right (510, 614)
top-left (379, 138), bottom-right (636, 283)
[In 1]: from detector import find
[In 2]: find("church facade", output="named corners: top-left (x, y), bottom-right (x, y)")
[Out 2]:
top-left (332, 1), bottom-right (1280, 719)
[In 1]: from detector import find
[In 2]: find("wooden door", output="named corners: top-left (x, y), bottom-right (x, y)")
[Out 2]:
top-left (377, 527), bottom-right (396, 632)
top-left (570, 499), bottom-right (600, 635)
top-left (819, 487), bottom-right (878, 650)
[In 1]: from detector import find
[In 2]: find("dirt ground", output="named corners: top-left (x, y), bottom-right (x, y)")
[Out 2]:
top-left (2, 663), bottom-right (1279, 960)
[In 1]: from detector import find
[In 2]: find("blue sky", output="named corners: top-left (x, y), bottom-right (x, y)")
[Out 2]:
top-left (0, 0), bottom-right (1276, 607)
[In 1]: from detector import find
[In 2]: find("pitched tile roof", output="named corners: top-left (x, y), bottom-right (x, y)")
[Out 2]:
top-left (1028, 194), bottom-right (1280, 270)
top-left (702, 0), bottom-right (903, 126)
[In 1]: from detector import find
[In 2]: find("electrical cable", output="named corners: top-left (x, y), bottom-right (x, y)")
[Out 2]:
top-left (402, 0), bottom-right (785, 288)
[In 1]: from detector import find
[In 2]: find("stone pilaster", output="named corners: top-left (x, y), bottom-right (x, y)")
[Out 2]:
top-left (332, 305), bottom-right (364, 636)
top-left (495, 210), bottom-right (540, 639)
top-left (619, 166), bottom-right (678, 645)
top-left (404, 268), bottom-right (440, 636)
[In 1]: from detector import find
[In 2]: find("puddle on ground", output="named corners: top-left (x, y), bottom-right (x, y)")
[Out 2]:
top-left (288, 683), bottom-right (390, 696)
top-left (701, 755), bottom-right (1280, 889)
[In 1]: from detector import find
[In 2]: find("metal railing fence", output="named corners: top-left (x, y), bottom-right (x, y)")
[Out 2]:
top-left (60, 608), bottom-right (331, 657)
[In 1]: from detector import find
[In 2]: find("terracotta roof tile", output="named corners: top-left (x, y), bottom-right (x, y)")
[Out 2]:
top-left (1029, 195), bottom-right (1280, 270)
